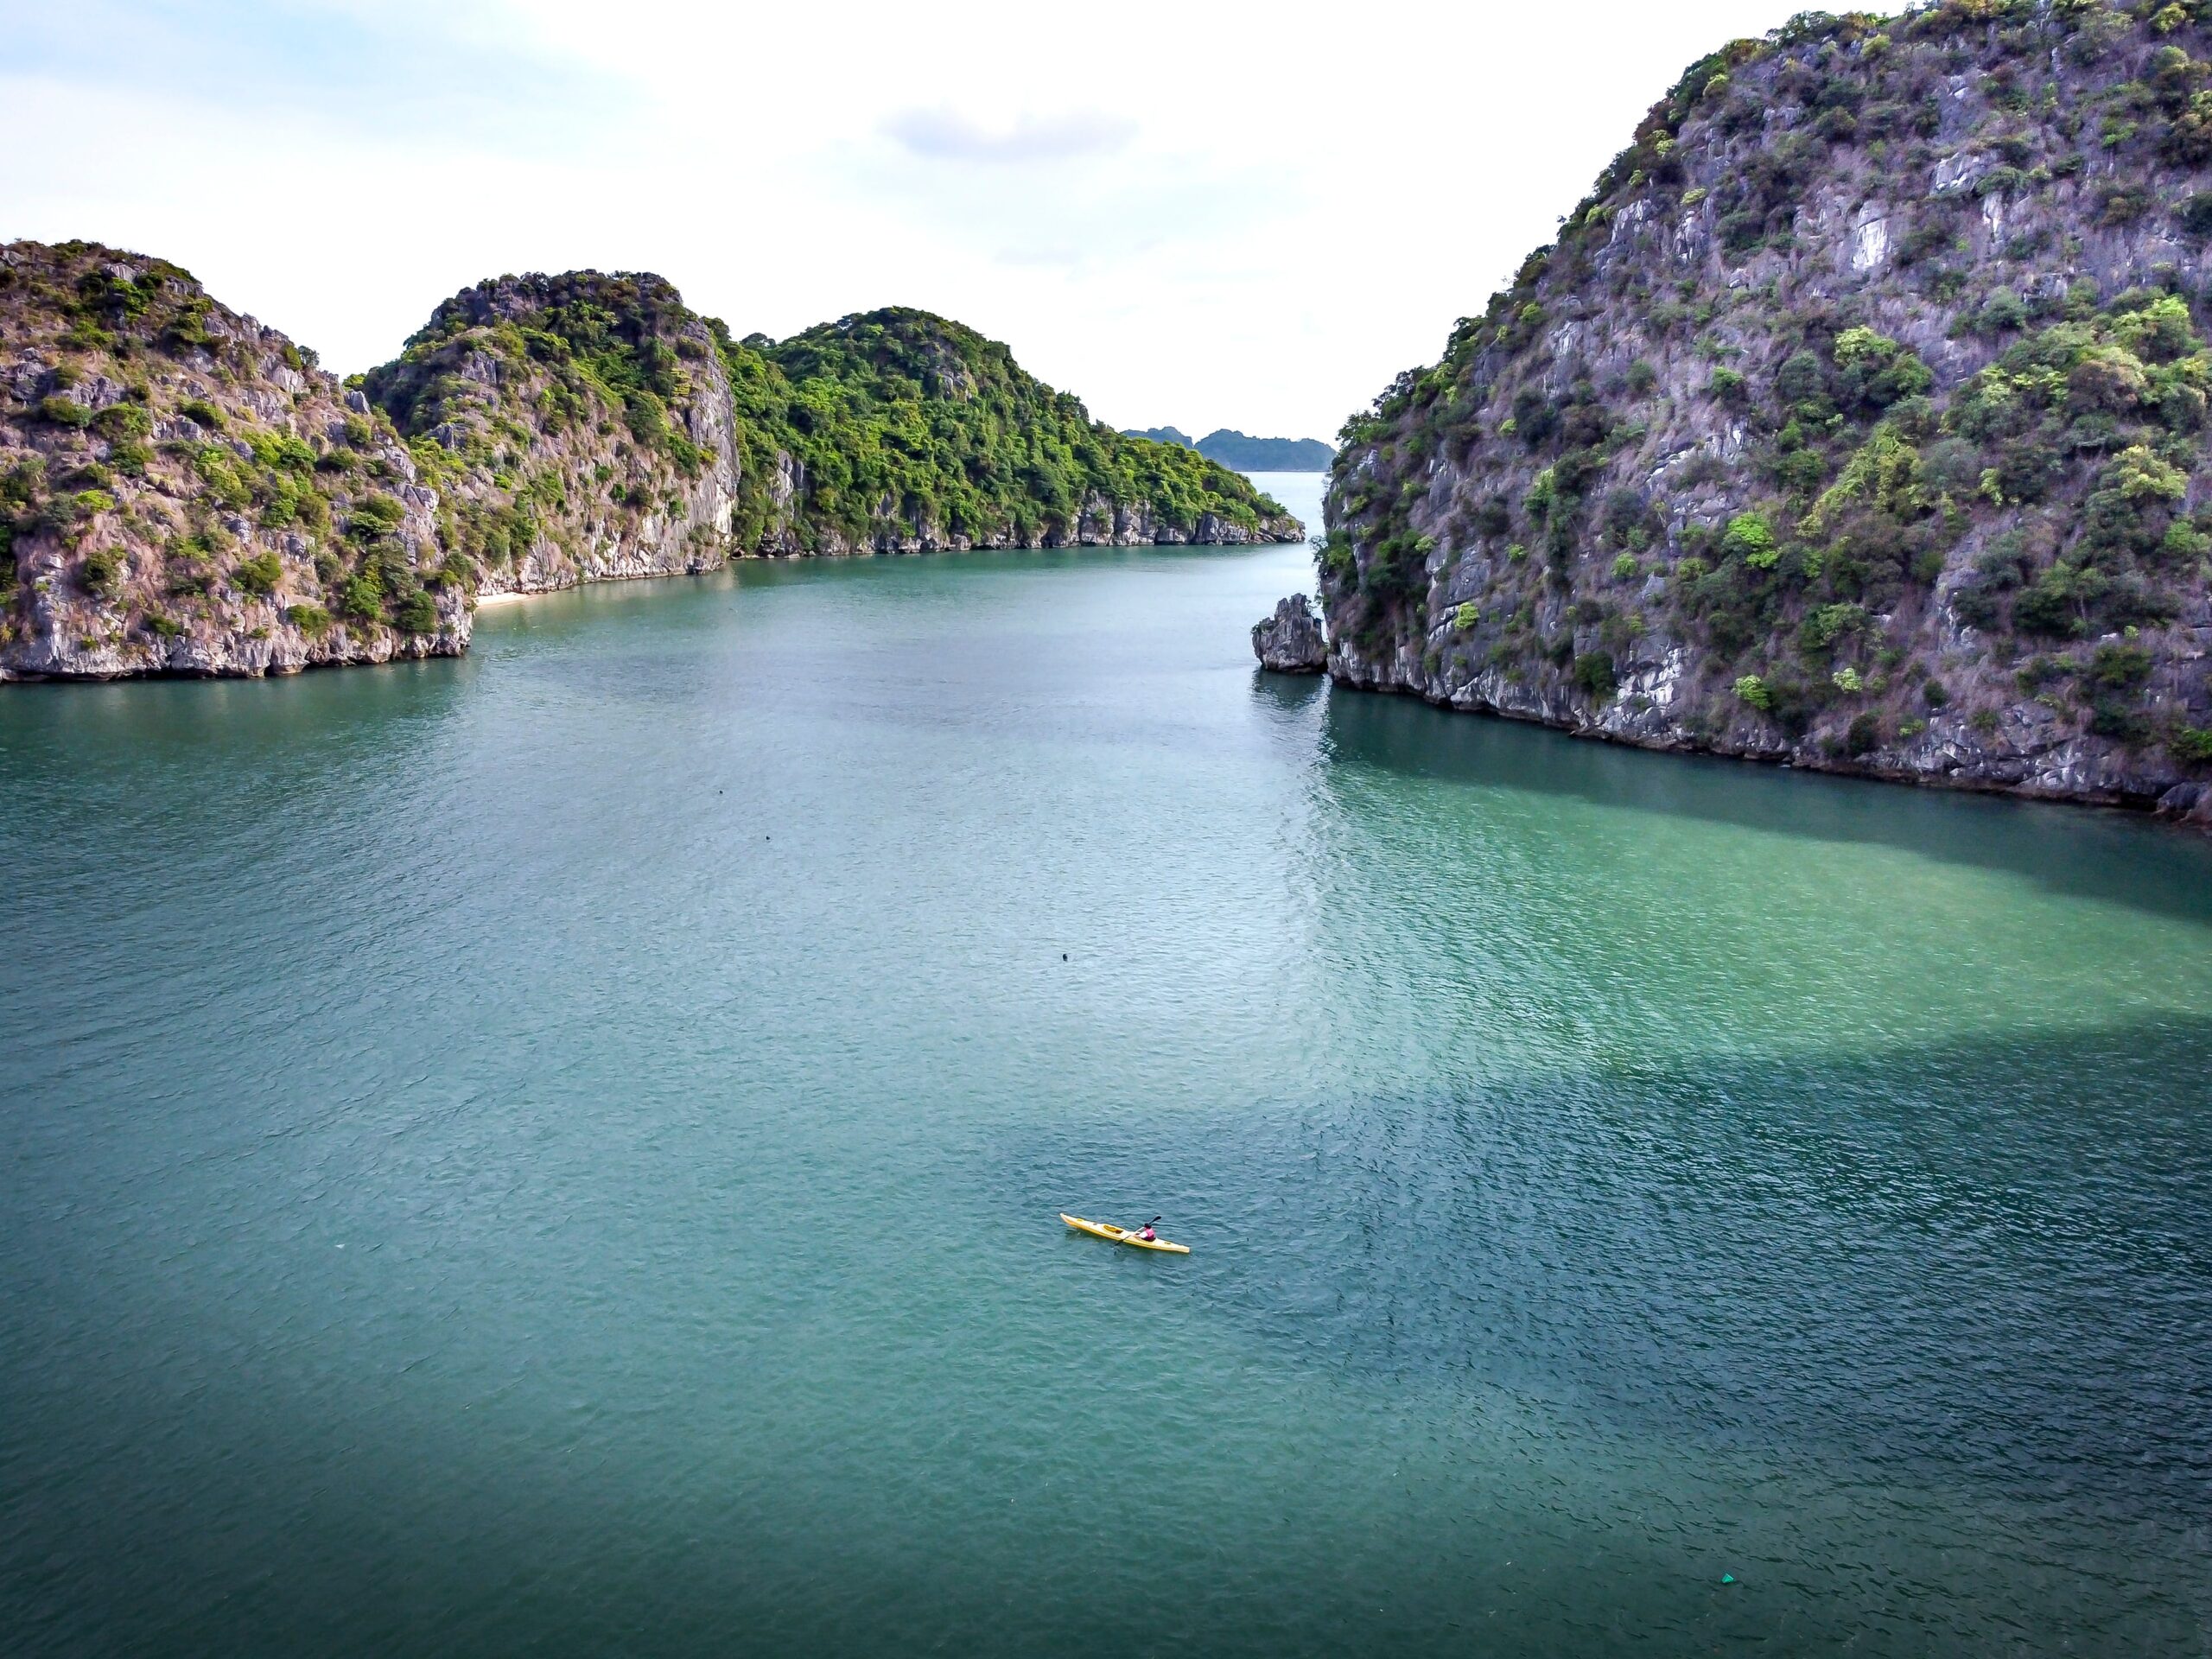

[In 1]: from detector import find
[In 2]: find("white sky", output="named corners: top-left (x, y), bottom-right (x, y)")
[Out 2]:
top-left (3, 0), bottom-right (1809, 441)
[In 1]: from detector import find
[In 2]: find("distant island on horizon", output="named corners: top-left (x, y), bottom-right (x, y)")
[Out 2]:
top-left (1123, 427), bottom-right (1334, 473)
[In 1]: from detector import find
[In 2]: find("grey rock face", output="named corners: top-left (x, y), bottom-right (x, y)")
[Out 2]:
top-left (1252, 594), bottom-right (1327, 673)
top-left (1317, 6), bottom-right (2212, 827)
top-left (2156, 781), bottom-right (2212, 829)
top-left (0, 239), bottom-right (470, 684)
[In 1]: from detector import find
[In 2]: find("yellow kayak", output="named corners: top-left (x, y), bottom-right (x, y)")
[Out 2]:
top-left (1061, 1212), bottom-right (1191, 1254)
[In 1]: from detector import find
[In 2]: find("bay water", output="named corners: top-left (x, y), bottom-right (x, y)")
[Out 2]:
top-left (3, 474), bottom-right (2209, 1655)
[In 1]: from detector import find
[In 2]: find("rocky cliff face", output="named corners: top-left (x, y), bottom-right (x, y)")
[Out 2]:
top-left (0, 240), bottom-right (466, 680)
top-left (3, 251), bottom-right (1301, 679)
top-left (361, 272), bottom-right (740, 597)
top-left (1322, 0), bottom-right (2212, 824)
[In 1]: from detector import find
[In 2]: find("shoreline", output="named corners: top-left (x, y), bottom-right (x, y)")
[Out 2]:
top-left (1319, 662), bottom-right (2212, 833)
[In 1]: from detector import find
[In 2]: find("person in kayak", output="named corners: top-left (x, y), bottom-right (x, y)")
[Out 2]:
top-left (1136, 1216), bottom-right (1161, 1242)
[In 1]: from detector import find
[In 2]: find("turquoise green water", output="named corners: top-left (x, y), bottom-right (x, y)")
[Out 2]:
top-left (3, 474), bottom-right (2210, 1656)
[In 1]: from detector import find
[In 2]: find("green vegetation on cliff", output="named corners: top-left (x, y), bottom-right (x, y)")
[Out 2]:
top-left (1323, 0), bottom-right (2212, 816)
top-left (359, 270), bottom-right (735, 588)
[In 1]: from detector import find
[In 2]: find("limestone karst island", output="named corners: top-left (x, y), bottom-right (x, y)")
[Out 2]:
top-left (1270, 3), bottom-right (2212, 827)
top-left (6, 3), bottom-right (2212, 1658)
top-left (0, 248), bottom-right (1298, 680)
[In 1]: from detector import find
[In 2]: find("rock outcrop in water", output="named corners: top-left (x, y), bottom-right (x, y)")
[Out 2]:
top-left (1321, 0), bottom-right (2212, 823)
top-left (3, 245), bottom-right (1301, 679)
top-left (1252, 594), bottom-right (1328, 671)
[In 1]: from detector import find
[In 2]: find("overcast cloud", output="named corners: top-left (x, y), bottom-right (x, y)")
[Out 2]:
top-left (882, 110), bottom-right (1138, 165)
top-left (1, 0), bottom-right (1810, 441)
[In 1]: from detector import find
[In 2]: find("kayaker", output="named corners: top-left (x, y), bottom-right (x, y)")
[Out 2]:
top-left (1137, 1216), bottom-right (1161, 1242)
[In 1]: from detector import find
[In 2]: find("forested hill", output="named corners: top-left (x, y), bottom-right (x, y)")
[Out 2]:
top-left (1319, 0), bottom-right (2212, 823)
top-left (0, 245), bottom-right (1299, 680)
top-left (744, 311), bottom-right (1302, 554)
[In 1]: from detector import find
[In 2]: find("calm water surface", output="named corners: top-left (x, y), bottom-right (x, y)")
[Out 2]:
top-left (3, 475), bottom-right (2209, 1656)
